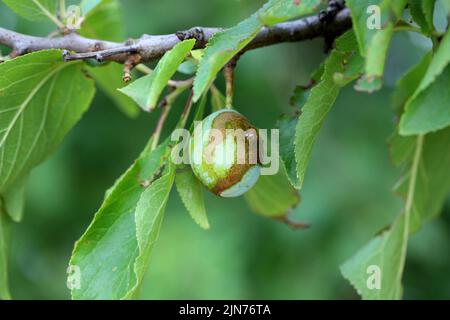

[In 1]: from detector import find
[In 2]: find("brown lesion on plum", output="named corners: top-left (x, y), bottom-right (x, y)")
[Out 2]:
top-left (208, 111), bottom-right (260, 195)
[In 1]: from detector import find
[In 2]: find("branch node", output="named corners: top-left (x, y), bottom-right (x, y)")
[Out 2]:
top-left (319, 0), bottom-right (344, 24)
top-left (95, 53), bottom-right (104, 63)
top-left (320, 0), bottom-right (348, 52)
top-left (176, 27), bottom-right (205, 45)
top-left (62, 50), bottom-right (70, 61)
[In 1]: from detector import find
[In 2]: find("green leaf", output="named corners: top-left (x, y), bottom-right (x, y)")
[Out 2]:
top-left (193, 0), bottom-right (321, 101)
top-left (343, 49), bottom-right (450, 299)
top-left (0, 174), bottom-right (27, 300)
top-left (193, 17), bottom-right (261, 102)
top-left (399, 65), bottom-right (450, 134)
top-left (279, 67), bottom-right (326, 189)
top-left (421, 0), bottom-right (435, 30)
top-left (356, 25), bottom-right (393, 92)
top-left (409, 30), bottom-right (450, 93)
top-left (332, 31), bottom-right (365, 87)
top-left (333, 52), bottom-right (364, 87)
top-left (70, 142), bottom-right (175, 299)
top-left (408, 0), bottom-right (435, 34)
top-left (244, 164), bottom-right (299, 218)
top-left (178, 60), bottom-right (197, 75)
top-left (119, 40), bottom-right (195, 111)
top-left (388, 132), bottom-right (415, 167)
top-left (0, 208), bottom-right (12, 300)
top-left (341, 214), bottom-right (407, 299)
top-left (130, 160), bottom-right (175, 299)
top-left (294, 32), bottom-right (359, 188)
top-left (258, 0), bottom-right (322, 26)
top-left (80, 0), bottom-right (102, 15)
top-left (0, 50), bottom-right (95, 193)
top-left (79, 0), bottom-right (139, 117)
top-left (174, 95), bottom-right (209, 229)
top-left (175, 166), bottom-right (209, 229)
top-left (342, 128), bottom-right (450, 299)
top-left (79, 0), bottom-right (124, 41)
top-left (341, 135), bottom-right (422, 300)
top-left (391, 128), bottom-right (450, 231)
top-left (391, 52), bottom-right (432, 116)
top-left (400, 30), bottom-right (450, 135)
top-left (277, 115), bottom-right (301, 189)
top-left (191, 49), bottom-right (204, 62)
top-left (2, 0), bottom-right (57, 21)
top-left (1, 178), bottom-right (26, 222)
top-left (347, 0), bottom-right (407, 91)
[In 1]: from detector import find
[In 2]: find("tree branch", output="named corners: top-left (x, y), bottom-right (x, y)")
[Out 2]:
top-left (0, 8), bottom-right (351, 63)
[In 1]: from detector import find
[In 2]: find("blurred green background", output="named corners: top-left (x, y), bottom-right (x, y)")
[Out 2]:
top-left (1, 0), bottom-right (449, 300)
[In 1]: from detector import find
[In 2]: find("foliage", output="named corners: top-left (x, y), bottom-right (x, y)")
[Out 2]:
top-left (400, 30), bottom-right (450, 134)
top-left (70, 141), bottom-right (174, 299)
top-left (119, 40), bottom-right (196, 111)
top-left (294, 31), bottom-right (362, 188)
top-left (193, 0), bottom-right (322, 101)
top-left (175, 166), bottom-right (209, 229)
top-left (244, 165), bottom-right (299, 218)
top-left (0, 0), bottom-right (449, 300)
top-left (346, 0), bottom-right (408, 92)
top-left (2, 0), bottom-right (57, 21)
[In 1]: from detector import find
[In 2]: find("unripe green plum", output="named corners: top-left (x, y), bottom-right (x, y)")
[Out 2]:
top-left (189, 109), bottom-right (261, 197)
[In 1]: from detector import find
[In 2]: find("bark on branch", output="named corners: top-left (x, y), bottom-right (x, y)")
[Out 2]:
top-left (0, 8), bottom-right (351, 64)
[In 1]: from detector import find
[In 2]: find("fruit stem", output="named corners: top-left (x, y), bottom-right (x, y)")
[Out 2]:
top-left (224, 64), bottom-right (234, 109)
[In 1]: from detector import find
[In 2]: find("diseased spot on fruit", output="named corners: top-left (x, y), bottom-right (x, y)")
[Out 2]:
top-left (189, 109), bottom-right (261, 197)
